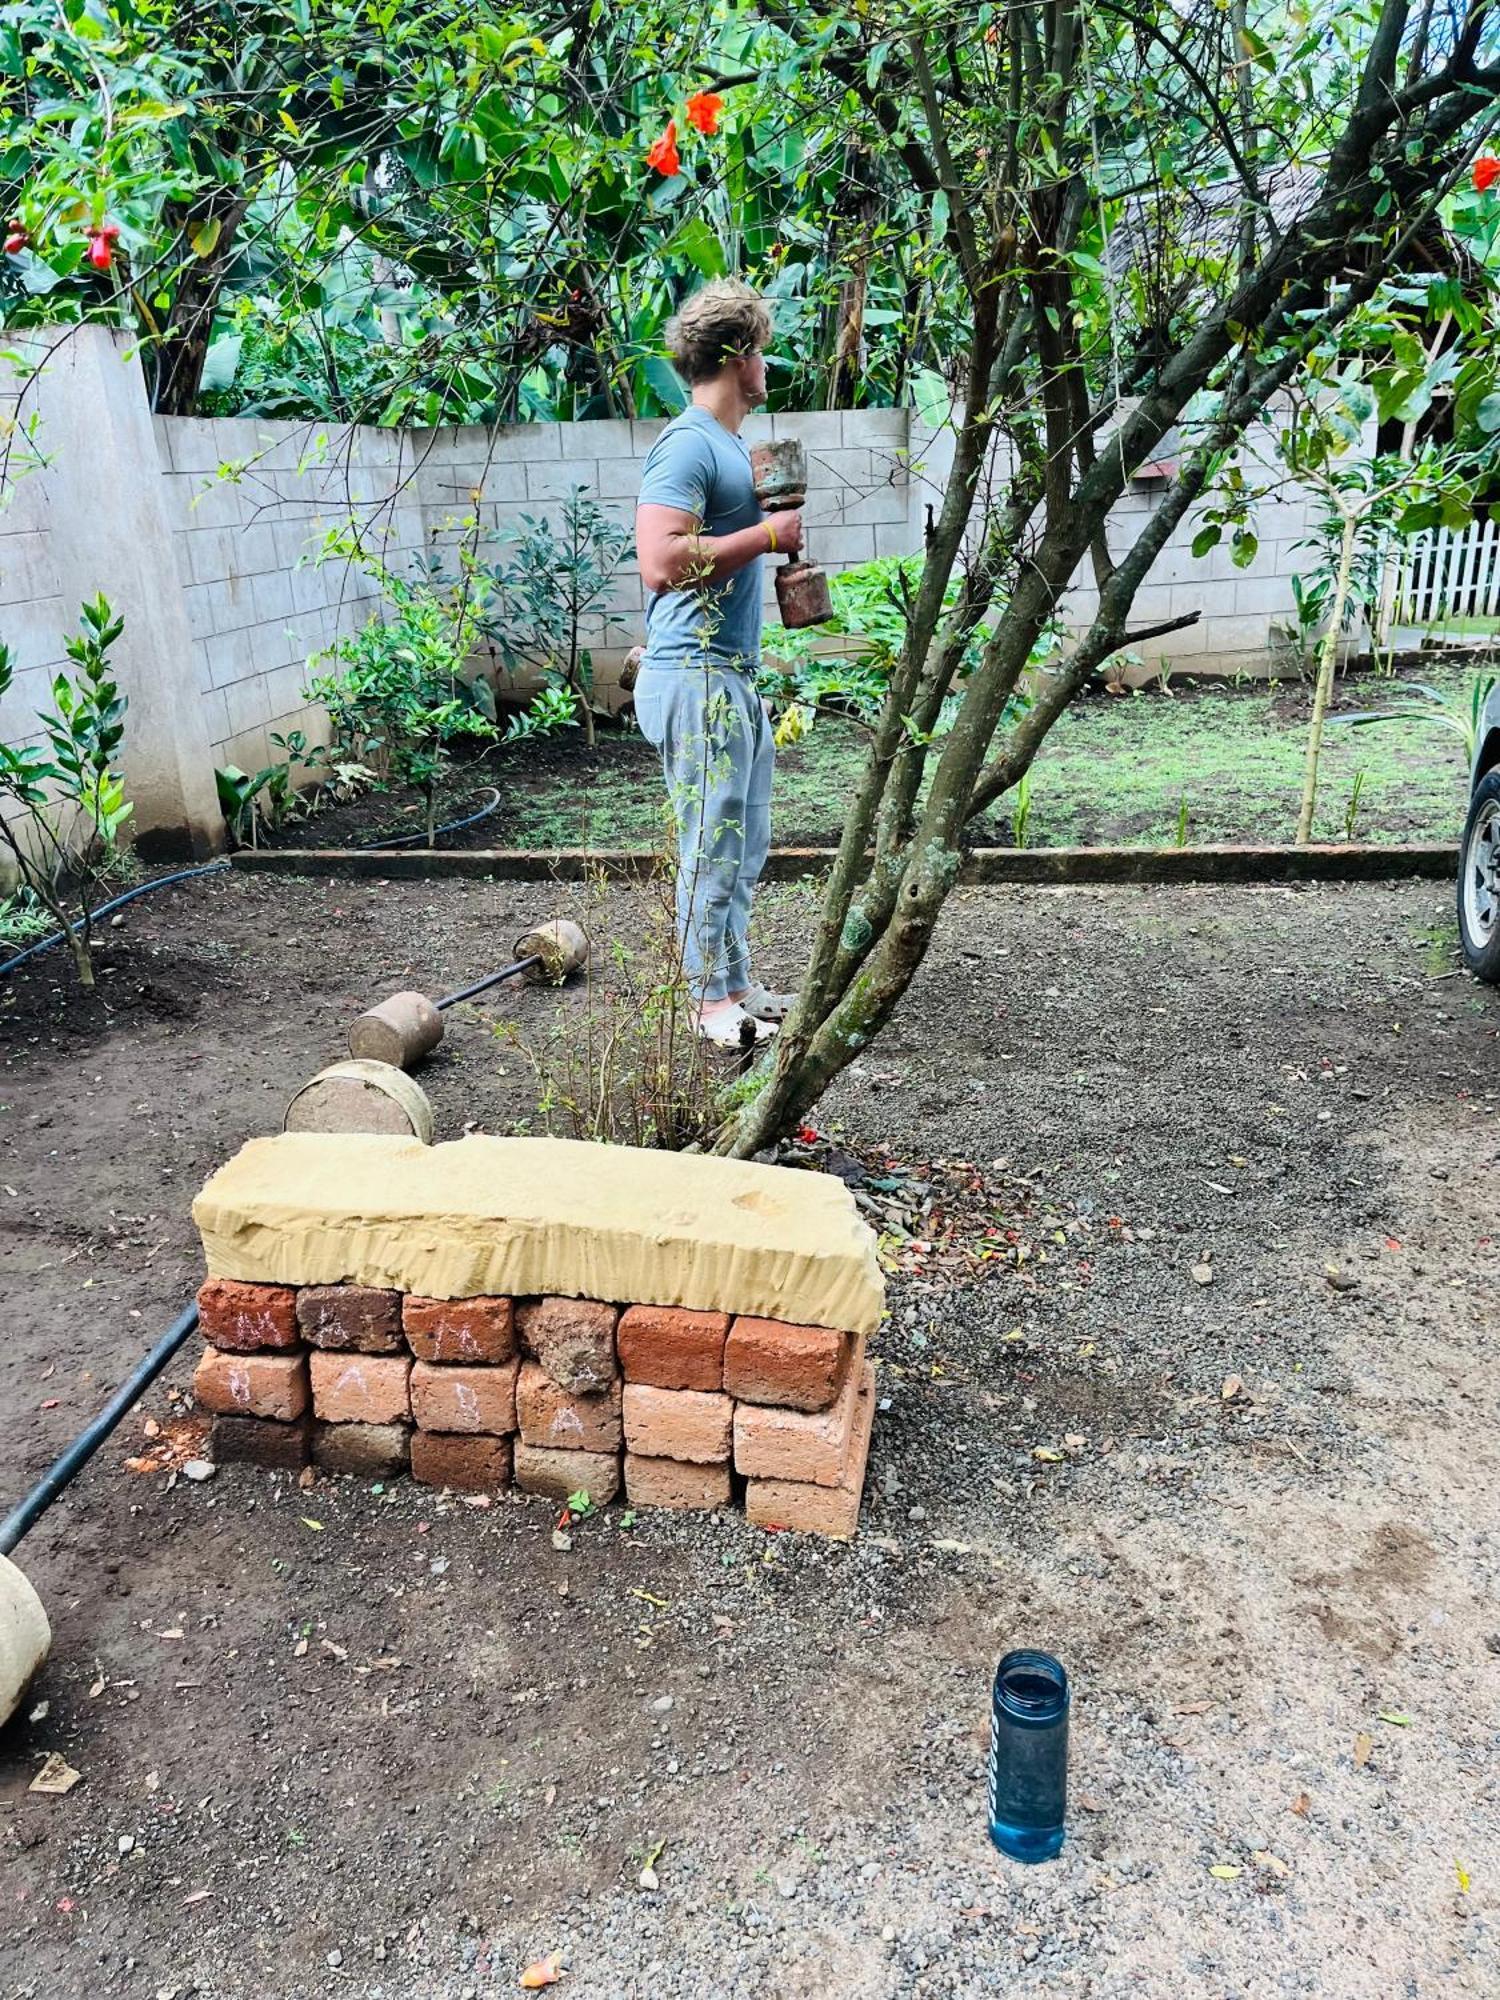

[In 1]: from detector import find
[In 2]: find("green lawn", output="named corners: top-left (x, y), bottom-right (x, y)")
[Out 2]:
top-left (489, 664), bottom-right (1478, 851)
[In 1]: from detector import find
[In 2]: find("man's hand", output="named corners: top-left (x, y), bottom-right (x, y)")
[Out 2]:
top-left (762, 508), bottom-right (804, 558)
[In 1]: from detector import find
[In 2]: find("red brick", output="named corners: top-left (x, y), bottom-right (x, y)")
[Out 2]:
top-left (309, 1351), bottom-right (411, 1425)
top-left (624, 1454), bottom-right (732, 1512)
top-left (622, 1384), bottom-right (732, 1464)
top-left (211, 1412), bottom-right (311, 1470)
top-left (411, 1430), bottom-right (514, 1492)
top-left (402, 1295), bottom-right (516, 1365)
top-left (313, 1421), bottom-right (411, 1477)
top-left (409, 1358), bottom-right (519, 1435)
top-left (516, 1361), bottom-right (621, 1452)
top-left (513, 1442), bottom-right (621, 1506)
top-left (516, 1296), bottom-right (619, 1394)
top-left (296, 1284), bottom-right (403, 1354)
top-left (194, 1346), bottom-right (309, 1422)
top-left (733, 1339), bottom-right (867, 1486)
top-left (724, 1316), bottom-right (854, 1412)
top-left (616, 1305), bottom-right (728, 1390)
top-left (196, 1278), bottom-right (299, 1353)
top-left (745, 1363), bottom-right (876, 1540)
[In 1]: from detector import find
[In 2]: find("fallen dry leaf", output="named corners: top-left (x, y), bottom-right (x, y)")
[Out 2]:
top-left (1208, 1863), bottom-right (1241, 1880)
top-left (1289, 1791), bottom-right (1311, 1817)
top-left (519, 1951), bottom-right (563, 1989)
top-left (1252, 1850), bottom-right (1289, 1877)
top-left (1353, 1731), bottom-right (1374, 1768)
top-left (29, 1753), bottom-right (81, 1796)
top-left (1221, 1374), bottom-right (1244, 1401)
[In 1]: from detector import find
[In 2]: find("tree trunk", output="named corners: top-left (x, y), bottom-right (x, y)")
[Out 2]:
top-left (67, 923), bottom-right (94, 991)
top-left (151, 194), bottom-right (251, 416)
top-left (1296, 511), bottom-right (1359, 844)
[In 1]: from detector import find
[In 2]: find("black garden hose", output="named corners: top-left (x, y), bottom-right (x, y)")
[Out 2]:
top-left (0, 1303), bottom-right (200, 1556)
top-left (0, 860), bottom-right (231, 979)
top-left (355, 786), bottom-right (502, 853)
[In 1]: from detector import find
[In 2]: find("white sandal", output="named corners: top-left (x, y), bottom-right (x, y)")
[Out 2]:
top-left (695, 1003), bottom-right (777, 1049)
top-left (739, 982), bottom-right (797, 1024)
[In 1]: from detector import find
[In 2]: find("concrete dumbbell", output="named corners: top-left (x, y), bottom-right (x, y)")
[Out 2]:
top-left (348, 990), bottom-right (443, 1070)
top-left (345, 919), bottom-right (591, 1072)
top-left (284, 1060), bottom-right (435, 1143)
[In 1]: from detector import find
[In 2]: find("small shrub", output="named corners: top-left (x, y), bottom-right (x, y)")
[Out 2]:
top-left (305, 523), bottom-right (574, 843)
top-left (482, 489), bottom-right (634, 750)
top-left (0, 595), bottom-right (131, 988)
top-left (758, 553), bottom-right (1049, 738)
top-left (495, 860), bottom-right (751, 1152)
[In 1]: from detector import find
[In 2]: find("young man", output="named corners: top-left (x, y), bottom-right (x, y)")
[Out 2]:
top-left (634, 278), bottom-right (803, 1047)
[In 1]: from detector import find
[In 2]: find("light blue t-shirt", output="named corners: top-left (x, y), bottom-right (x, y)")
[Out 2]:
top-left (638, 406), bottom-right (764, 673)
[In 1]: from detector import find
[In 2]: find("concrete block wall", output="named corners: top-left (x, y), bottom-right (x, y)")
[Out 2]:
top-left (160, 405), bottom-right (917, 762)
top-left (0, 431), bottom-right (67, 763)
top-left (155, 416), bottom-right (427, 776)
top-left (3, 324), bottom-right (1339, 859)
top-left (907, 407), bottom-right (1319, 681)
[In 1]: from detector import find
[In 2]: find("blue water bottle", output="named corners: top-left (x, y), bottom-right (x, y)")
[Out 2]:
top-left (987, 1649), bottom-right (1069, 1862)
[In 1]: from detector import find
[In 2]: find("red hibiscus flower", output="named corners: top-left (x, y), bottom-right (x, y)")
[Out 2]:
top-left (686, 91), bottom-right (724, 137)
top-left (1474, 156), bottom-right (1500, 195)
top-left (646, 120), bottom-right (681, 177)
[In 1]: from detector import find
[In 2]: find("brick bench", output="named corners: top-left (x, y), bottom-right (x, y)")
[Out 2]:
top-left (191, 1134), bottom-right (883, 1539)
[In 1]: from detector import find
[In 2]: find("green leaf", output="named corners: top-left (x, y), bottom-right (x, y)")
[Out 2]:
top-left (199, 336), bottom-right (242, 394)
top-left (637, 354), bottom-right (686, 416)
top-left (1191, 527), bottom-right (1221, 559)
top-left (668, 216), bottom-right (726, 281)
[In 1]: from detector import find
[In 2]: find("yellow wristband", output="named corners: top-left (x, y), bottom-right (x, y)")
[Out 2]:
top-left (766, 522), bottom-right (778, 554)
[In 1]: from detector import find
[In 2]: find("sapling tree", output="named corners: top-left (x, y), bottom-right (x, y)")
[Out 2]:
top-left (703, 0), bottom-right (1500, 1156)
top-left (0, 595), bottom-right (131, 988)
top-left (483, 489), bottom-right (635, 749)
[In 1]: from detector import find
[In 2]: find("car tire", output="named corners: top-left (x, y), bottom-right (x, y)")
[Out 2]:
top-left (1458, 768), bottom-right (1500, 983)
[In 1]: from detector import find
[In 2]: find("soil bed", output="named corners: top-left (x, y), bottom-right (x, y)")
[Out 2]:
top-left (1, 867), bottom-right (1495, 1999)
top-left (259, 662), bottom-right (1482, 858)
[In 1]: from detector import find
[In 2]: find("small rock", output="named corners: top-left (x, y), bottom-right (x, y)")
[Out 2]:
top-left (326, 1948), bottom-right (343, 1968)
top-left (118, 1834), bottom-right (135, 1855)
top-left (650, 1695), bottom-right (674, 1714)
top-left (908, 1505), bottom-right (927, 1523)
top-left (776, 1875), bottom-right (798, 1900)
top-left (181, 1460), bottom-right (216, 1483)
top-left (551, 1529), bottom-right (572, 1552)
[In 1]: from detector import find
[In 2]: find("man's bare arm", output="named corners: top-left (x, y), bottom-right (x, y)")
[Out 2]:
top-left (636, 503), bottom-right (804, 595)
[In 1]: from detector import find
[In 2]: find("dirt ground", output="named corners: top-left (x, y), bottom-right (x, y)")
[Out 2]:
top-left (1, 868), bottom-right (1496, 2000)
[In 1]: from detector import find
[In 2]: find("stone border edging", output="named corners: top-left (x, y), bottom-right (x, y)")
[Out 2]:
top-left (229, 841), bottom-right (1455, 886)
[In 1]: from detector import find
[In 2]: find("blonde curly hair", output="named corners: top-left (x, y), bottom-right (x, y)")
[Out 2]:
top-left (664, 278), bottom-right (773, 384)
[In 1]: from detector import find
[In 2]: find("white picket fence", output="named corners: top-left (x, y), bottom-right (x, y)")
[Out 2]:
top-left (1389, 517), bottom-right (1500, 630)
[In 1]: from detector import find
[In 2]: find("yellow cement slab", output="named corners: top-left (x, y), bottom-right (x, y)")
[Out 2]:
top-left (193, 1133), bottom-right (884, 1336)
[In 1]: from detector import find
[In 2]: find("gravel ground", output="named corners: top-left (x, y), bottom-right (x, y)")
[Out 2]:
top-left (0, 869), bottom-right (1496, 1999)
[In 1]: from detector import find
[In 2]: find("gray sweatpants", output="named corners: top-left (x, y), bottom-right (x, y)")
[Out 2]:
top-left (633, 663), bottom-right (774, 1003)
